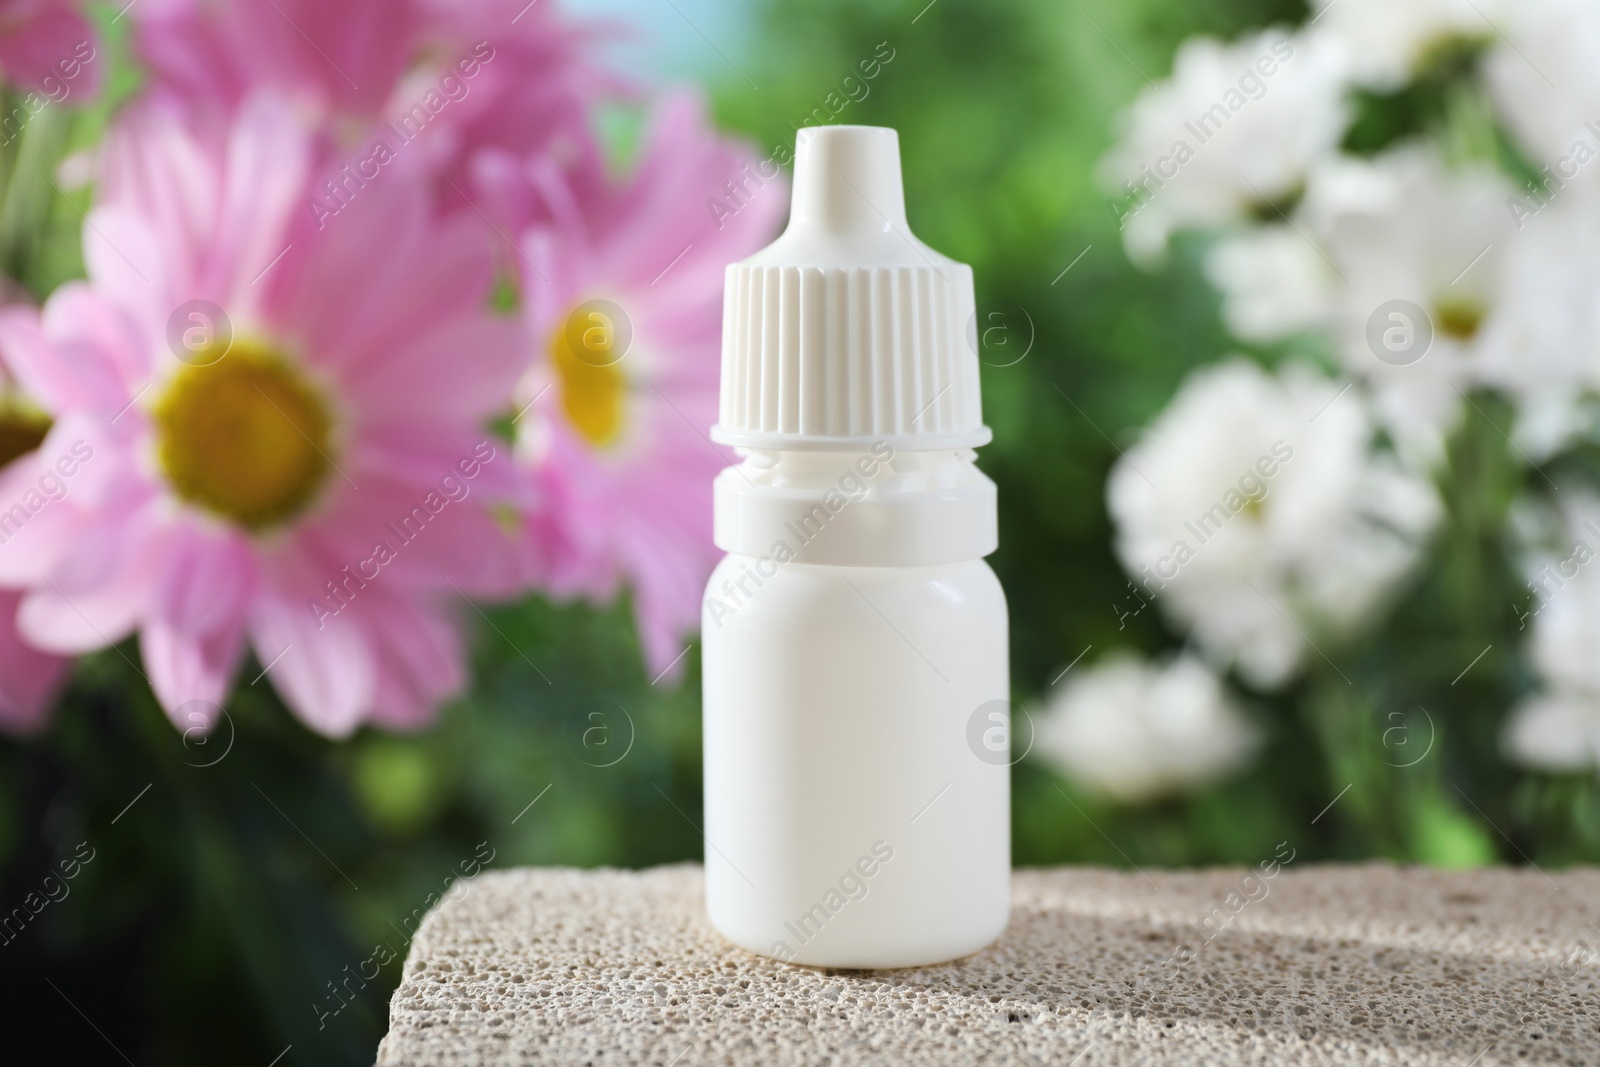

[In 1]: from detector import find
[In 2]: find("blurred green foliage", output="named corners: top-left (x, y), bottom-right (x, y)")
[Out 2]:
top-left (4, 1), bottom-right (1596, 1064)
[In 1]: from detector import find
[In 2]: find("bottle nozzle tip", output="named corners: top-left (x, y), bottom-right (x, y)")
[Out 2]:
top-left (791, 125), bottom-right (907, 235)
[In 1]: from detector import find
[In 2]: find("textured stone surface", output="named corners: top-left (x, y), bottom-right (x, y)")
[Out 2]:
top-left (377, 863), bottom-right (1599, 1066)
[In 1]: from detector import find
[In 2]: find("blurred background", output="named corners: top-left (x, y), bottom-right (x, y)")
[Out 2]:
top-left (3, 0), bottom-right (1598, 1063)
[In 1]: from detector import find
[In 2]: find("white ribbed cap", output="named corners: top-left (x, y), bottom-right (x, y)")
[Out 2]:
top-left (712, 125), bottom-right (990, 452)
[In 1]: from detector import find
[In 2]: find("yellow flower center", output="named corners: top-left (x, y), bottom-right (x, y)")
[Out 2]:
top-left (551, 303), bottom-right (629, 448)
top-left (0, 396), bottom-right (49, 471)
top-left (1433, 295), bottom-right (1486, 341)
top-left (154, 340), bottom-right (334, 530)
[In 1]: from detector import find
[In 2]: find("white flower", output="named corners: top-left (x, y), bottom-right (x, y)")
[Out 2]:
top-left (1505, 494), bottom-right (1600, 774)
top-left (1100, 27), bottom-right (1350, 265)
top-left (1308, 0), bottom-right (1500, 89)
top-left (1485, 0), bottom-right (1600, 168)
top-left (1503, 695), bottom-right (1600, 774)
top-left (1108, 360), bottom-right (1439, 690)
top-left (1032, 652), bottom-right (1259, 803)
top-left (1306, 146), bottom-right (1519, 468)
top-left (1205, 225), bottom-right (1337, 342)
top-left (1517, 495), bottom-right (1600, 695)
top-left (1475, 187), bottom-right (1600, 455)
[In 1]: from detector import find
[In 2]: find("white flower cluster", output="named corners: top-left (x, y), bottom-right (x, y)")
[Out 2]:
top-left (1040, 0), bottom-right (1600, 799)
top-left (1104, 0), bottom-right (1600, 468)
top-left (1037, 358), bottom-right (1435, 790)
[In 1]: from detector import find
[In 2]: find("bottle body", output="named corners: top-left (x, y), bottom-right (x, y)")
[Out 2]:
top-left (702, 553), bottom-right (1010, 968)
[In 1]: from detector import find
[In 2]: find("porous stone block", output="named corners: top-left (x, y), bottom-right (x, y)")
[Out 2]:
top-left (377, 863), bottom-right (1599, 1065)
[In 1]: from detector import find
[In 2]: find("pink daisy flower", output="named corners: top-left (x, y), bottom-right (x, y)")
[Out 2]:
top-left (0, 95), bottom-right (528, 737)
top-left (497, 91), bottom-right (785, 678)
top-left (0, 0), bottom-right (99, 101)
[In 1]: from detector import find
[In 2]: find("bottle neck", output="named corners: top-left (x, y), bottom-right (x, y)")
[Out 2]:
top-left (712, 445), bottom-right (997, 568)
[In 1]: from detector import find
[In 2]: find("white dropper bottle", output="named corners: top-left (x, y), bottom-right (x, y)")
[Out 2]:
top-left (702, 125), bottom-right (1010, 968)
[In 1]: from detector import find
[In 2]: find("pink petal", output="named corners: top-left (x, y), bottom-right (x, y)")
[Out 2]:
top-left (0, 589), bottom-right (69, 735)
top-left (286, 181), bottom-right (499, 378)
top-left (0, 448), bottom-right (79, 583)
top-left (141, 617), bottom-right (244, 724)
top-left (362, 593), bottom-right (465, 731)
top-left (19, 574), bottom-right (145, 654)
top-left (81, 206), bottom-right (170, 329)
top-left (0, 3), bottom-right (101, 101)
top-left (16, 500), bottom-right (167, 653)
top-left (302, 462), bottom-right (530, 600)
top-left (133, 0), bottom-right (421, 120)
top-left (210, 92), bottom-right (312, 310)
top-left (93, 103), bottom-right (220, 305)
top-left (37, 410), bottom-right (133, 508)
top-left (339, 313), bottom-right (527, 425)
top-left (0, 289), bottom-right (137, 415)
top-left (249, 592), bottom-right (373, 738)
top-left (150, 522), bottom-right (257, 636)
